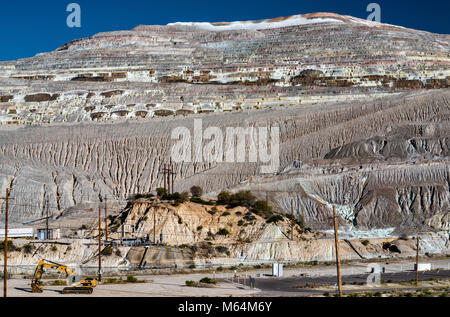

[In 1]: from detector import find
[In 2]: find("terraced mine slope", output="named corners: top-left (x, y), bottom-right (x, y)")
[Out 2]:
top-left (0, 13), bottom-right (448, 254)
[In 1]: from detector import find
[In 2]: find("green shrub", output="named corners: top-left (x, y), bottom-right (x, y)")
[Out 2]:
top-left (266, 214), bottom-right (284, 224)
top-left (228, 190), bottom-right (256, 208)
top-left (126, 275), bottom-right (138, 283)
top-left (252, 200), bottom-right (273, 218)
top-left (221, 211), bottom-right (230, 217)
top-left (23, 243), bottom-right (35, 254)
top-left (189, 264), bottom-right (196, 269)
top-left (101, 245), bottom-right (113, 256)
top-left (133, 193), bottom-right (154, 200)
top-left (115, 249), bottom-right (122, 257)
top-left (190, 196), bottom-right (214, 205)
top-left (199, 277), bottom-right (217, 285)
top-left (190, 186), bottom-right (203, 197)
top-left (156, 187), bottom-right (167, 197)
top-left (50, 245), bottom-right (58, 252)
top-left (196, 226), bottom-right (203, 231)
top-left (217, 228), bottom-right (229, 236)
top-left (361, 240), bottom-right (370, 246)
top-left (217, 191), bottom-right (231, 205)
top-left (215, 246), bottom-right (229, 254)
top-left (185, 280), bottom-right (196, 287)
top-left (237, 220), bottom-right (244, 226)
top-left (80, 224), bottom-right (88, 230)
top-left (0, 240), bottom-right (17, 252)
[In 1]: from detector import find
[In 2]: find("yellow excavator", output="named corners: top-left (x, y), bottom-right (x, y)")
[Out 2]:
top-left (31, 259), bottom-right (97, 294)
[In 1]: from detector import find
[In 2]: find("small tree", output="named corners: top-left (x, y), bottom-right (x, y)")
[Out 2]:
top-left (156, 187), bottom-right (167, 198)
top-left (217, 191), bottom-right (230, 205)
top-left (190, 186), bottom-right (203, 197)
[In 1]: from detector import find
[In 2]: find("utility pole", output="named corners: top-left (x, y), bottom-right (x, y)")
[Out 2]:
top-left (163, 163), bottom-right (167, 192)
top-left (415, 236), bottom-right (420, 286)
top-left (98, 204), bottom-right (102, 282)
top-left (170, 160), bottom-right (175, 195)
top-left (104, 196), bottom-right (108, 242)
top-left (290, 199), bottom-right (294, 240)
top-left (153, 206), bottom-right (156, 244)
top-left (2, 188), bottom-right (13, 298)
top-left (332, 205), bottom-right (343, 297)
top-left (46, 197), bottom-right (49, 240)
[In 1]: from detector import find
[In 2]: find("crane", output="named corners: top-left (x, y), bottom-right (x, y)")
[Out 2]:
top-left (31, 259), bottom-right (96, 294)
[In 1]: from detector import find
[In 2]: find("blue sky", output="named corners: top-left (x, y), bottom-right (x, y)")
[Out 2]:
top-left (0, 0), bottom-right (448, 61)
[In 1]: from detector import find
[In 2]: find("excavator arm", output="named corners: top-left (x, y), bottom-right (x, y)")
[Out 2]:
top-left (31, 259), bottom-right (96, 294)
top-left (31, 259), bottom-right (74, 293)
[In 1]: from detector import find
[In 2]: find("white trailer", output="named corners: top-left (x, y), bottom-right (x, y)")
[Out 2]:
top-left (0, 228), bottom-right (34, 238)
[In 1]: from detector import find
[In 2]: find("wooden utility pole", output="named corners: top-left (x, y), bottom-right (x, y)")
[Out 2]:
top-left (163, 163), bottom-right (167, 192)
top-left (153, 206), bottom-right (156, 244)
top-left (290, 200), bottom-right (294, 240)
top-left (104, 196), bottom-right (108, 242)
top-left (170, 161), bottom-right (175, 195)
top-left (415, 236), bottom-right (420, 286)
top-left (46, 197), bottom-right (49, 240)
top-left (98, 204), bottom-right (102, 282)
top-left (2, 188), bottom-right (13, 298)
top-left (332, 205), bottom-right (343, 297)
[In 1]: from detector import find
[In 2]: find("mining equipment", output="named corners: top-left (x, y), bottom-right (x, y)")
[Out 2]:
top-left (31, 259), bottom-right (97, 294)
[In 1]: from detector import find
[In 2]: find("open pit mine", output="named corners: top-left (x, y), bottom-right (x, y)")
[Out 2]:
top-left (0, 12), bottom-right (448, 271)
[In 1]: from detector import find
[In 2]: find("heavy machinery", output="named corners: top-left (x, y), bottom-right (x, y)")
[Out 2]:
top-left (31, 259), bottom-right (97, 294)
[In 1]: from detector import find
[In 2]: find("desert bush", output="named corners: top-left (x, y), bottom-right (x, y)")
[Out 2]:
top-left (101, 245), bottom-right (113, 256)
top-left (221, 211), bottom-right (230, 217)
top-left (266, 214), bottom-right (284, 224)
top-left (215, 246), bottom-right (229, 253)
top-left (216, 228), bottom-right (229, 236)
top-left (361, 240), bottom-right (370, 246)
top-left (185, 280), bottom-right (196, 287)
top-left (126, 275), bottom-right (138, 283)
top-left (156, 187), bottom-right (167, 197)
top-left (190, 186), bottom-right (203, 197)
top-left (228, 190), bottom-right (255, 207)
top-left (217, 191), bottom-right (231, 205)
top-left (0, 240), bottom-right (17, 252)
top-left (199, 277), bottom-right (217, 285)
top-left (23, 243), bottom-right (34, 254)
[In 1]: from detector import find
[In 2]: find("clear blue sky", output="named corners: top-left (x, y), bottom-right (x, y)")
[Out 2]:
top-left (0, 0), bottom-right (448, 61)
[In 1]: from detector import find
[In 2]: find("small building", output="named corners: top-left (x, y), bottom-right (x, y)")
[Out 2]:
top-left (36, 228), bottom-right (61, 240)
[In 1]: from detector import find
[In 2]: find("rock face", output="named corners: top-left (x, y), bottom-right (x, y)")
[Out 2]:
top-left (0, 12), bottom-right (448, 125)
top-left (0, 13), bottom-right (448, 254)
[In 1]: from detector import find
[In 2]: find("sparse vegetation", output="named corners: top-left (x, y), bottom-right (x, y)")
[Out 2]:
top-left (266, 214), bottom-right (284, 224)
top-left (101, 245), bottom-right (113, 256)
top-left (190, 186), bottom-right (203, 197)
top-left (126, 275), bottom-right (138, 283)
top-left (216, 228), bottom-right (229, 236)
top-left (0, 240), bottom-right (17, 252)
top-left (185, 280), bottom-right (196, 287)
top-left (23, 243), bottom-right (35, 254)
top-left (361, 239), bottom-right (370, 246)
top-left (199, 277), bottom-right (217, 285)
